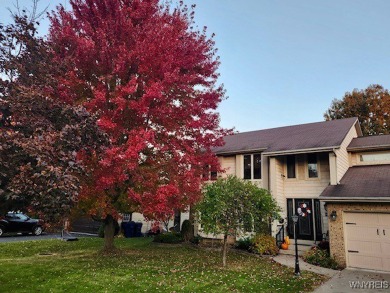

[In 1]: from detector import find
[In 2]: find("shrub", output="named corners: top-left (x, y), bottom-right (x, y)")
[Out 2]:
top-left (98, 221), bottom-right (120, 238)
top-left (153, 232), bottom-right (184, 244)
top-left (250, 234), bottom-right (279, 256)
top-left (303, 247), bottom-right (340, 269)
top-left (317, 240), bottom-right (330, 252)
top-left (190, 235), bottom-right (202, 245)
top-left (235, 237), bottom-right (252, 251)
top-left (181, 219), bottom-right (192, 241)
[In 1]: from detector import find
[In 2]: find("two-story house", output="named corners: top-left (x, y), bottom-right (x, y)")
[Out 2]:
top-left (106, 117), bottom-right (389, 272)
top-left (212, 117), bottom-right (390, 272)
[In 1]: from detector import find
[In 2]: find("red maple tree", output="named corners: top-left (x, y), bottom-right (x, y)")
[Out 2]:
top-left (49, 0), bottom-right (229, 250)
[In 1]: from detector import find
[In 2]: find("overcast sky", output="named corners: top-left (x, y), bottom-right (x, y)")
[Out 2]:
top-left (1, 0), bottom-right (390, 132)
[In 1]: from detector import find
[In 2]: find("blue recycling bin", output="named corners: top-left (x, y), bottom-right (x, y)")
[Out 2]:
top-left (123, 221), bottom-right (135, 238)
top-left (134, 222), bottom-right (143, 237)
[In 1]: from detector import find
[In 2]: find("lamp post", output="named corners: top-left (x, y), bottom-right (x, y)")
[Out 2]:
top-left (291, 215), bottom-right (300, 276)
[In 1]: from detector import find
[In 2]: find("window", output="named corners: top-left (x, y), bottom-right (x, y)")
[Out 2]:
top-left (360, 152), bottom-right (390, 162)
top-left (254, 154), bottom-right (261, 179)
top-left (210, 170), bottom-right (218, 181)
top-left (243, 154), bottom-right (261, 179)
top-left (203, 165), bottom-right (218, 180)
top-left (244, 155), bottom-right (251, 179)
top-left (308, 154), bottom-right (318, 178)
top-left (286, 155), bottom-right (296, 178)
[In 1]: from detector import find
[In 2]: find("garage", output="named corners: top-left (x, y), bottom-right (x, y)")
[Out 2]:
top-left (344, 212), bottom-right (390, 272)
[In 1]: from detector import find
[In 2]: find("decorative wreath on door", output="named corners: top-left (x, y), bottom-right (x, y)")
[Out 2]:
top-left (297, 203), bottom-right (311, 217)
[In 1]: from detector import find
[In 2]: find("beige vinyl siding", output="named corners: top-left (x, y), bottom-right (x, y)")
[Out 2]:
top-left (262, 155), bottom-right (270, 190)
top-left (350, 152), bottom-right (358, 166)
top-left (219, 156), bottom-right (236, 178)
top-left (269, 157), bottom-right (285, 235)
top-left (235, 155), bottom-right (243, 179)
top-left (335, 124), bottom-right (358, 182)
top-left (284, 153), bottom-right (330, 198)
top-left (329, 152), bottom-right (337, 185)
top-left (269, 157), bottom-right (285, 215)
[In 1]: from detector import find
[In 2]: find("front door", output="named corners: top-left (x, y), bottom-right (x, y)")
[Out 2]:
top-left (287, 198), bottom-right (322, 241)
top-left (295, 199), bottom-right (314, 240)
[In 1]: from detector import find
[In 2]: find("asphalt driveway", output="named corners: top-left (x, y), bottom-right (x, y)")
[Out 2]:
top-left (0, 232), bottom-right (97, 243)
top-left (0, 233), bottom-right (62, 243)
top-left (313, 268), bottom-right (390, 293)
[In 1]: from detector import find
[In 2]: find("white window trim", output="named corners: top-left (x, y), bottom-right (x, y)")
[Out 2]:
top-left (243, 153), bottom-right (262, 180)
top-left (305, 153), bottom-right (321, 180)
top-left (357, 151), bottom-right (390, 165)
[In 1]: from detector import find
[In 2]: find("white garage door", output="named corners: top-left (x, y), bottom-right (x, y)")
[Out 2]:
top-left (344, 212), bottom-right (390, 272)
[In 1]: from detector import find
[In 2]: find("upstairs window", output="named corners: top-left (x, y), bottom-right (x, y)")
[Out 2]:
top-left (243, 154), bottom-right (262, 179)
top-left (286, 155), bottom-right (296, 178)
top-left (308, 154), bottom-right (318, 178)
top-left (253, 154), bottom-right (261, 179)
top-left (360, 152), bottom-right (390, 162)
top-left (244, 155), bottom-right (251, 179)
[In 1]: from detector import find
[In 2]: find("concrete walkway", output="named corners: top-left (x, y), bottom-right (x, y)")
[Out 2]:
top-left (273, 254), bottom-right (339, 277)
top-left (273, 254), bottom-right (390, 292)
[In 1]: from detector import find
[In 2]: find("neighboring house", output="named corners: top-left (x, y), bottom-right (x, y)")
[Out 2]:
top-left (212, 117), bottom-right (390, 272)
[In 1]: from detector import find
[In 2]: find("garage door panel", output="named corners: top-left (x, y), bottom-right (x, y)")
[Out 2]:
top-left (347, 240), bottom-right (381, 255)
top-left (383, 259), bottom-right (390, 271)
top-left (382, 228), bottom-right (390, 243)
top-left (378, 214), bottom-right (390, 228)
top-left (344, 212), bottom-right (378, 226)
top-left (344, 212), bottom-right (390, 272)
top-left (381, 242), bottom-right (390, 257)
top-left (346, 225), bottom-right (379, 240)
top-left (348, 255), bottom-right (383, 271)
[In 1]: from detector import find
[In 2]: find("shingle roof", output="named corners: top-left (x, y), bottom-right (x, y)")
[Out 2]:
top-left (347, 134), bottom-right (390, 151)
top-left (320, 165), bottom-right (390, 200)
top-left (213, 117), bottom-right (359, 155)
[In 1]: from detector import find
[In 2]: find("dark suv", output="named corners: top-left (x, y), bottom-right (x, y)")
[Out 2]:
top-left (0, 212), bottom-right (44, 236)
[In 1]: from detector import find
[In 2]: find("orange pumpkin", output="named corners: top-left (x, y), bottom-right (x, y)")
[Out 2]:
top-left (281, 242), bottom-right (289, 250)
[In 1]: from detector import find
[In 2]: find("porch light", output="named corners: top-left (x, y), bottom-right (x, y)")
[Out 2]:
top-left (330, 211), bottom-right (337, 221)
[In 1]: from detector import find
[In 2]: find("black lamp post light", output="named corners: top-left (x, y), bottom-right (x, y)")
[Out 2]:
top-left (291, 214), bottom-right (300, 276)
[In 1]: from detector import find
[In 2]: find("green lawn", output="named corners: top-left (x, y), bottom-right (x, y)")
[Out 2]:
top-left (0, 237), bottom-right (326, 292)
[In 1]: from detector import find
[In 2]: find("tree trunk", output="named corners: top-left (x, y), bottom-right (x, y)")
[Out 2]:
top-left (222, 233), bottom-right (228, 267)
top-left (188, 205), bottom-right (195, 241)
top-left (103, 214), bottom-right (115, 252)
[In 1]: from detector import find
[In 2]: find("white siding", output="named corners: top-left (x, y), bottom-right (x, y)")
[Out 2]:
top-left (131, 212), bottom-right (189, 234)
top-left (335, 125), bottom-right (358, 182)
top-left (235, 155), bottom-right (243, 178)
top-left (284, 153), bottom-right (330, 199)
top-left (350, 153), bottom-right (359, 166)
top-left (219, 156), bottom-right (236, 177)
